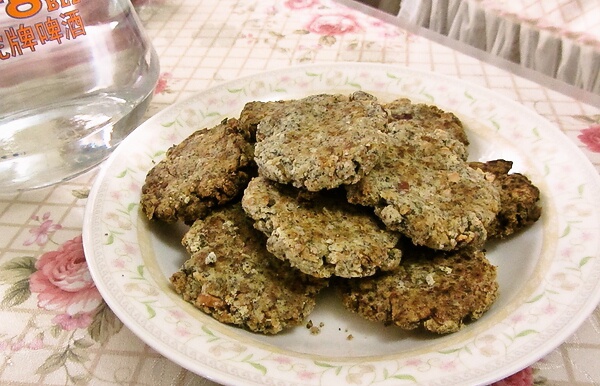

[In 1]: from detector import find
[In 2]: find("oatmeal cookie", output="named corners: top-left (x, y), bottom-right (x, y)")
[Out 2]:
top-left (237, 100), bottom-right (287, 141)
top-left (140, 118), bottom-right (255, 224)
top-left (346, 124), bottom-right (501, 250)
top-left (254, 92), bottom-right (389, 191)
top-left (170, 203), bottom-right (327, 335)
top-left (241, 176), bottom-right (403, 278)
top-left (339, 247), bottom-right (498, 334)
top-left (384, 98), bottom-right (469, 145)
top-left (469, 159), bottom-right (542, 238)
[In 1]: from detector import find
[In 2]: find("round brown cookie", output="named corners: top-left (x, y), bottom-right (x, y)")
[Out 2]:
top-left (469, 159), bottom-right (542, 239)
top-left (339, 247), bottom-right (498, 334)
top-left (384, 98), bottom-right (469, 145)
top-left (346, 124), bottom-right (500, 251)
top-left (254, 92), bottom-right (389, 191)
top-left (170, 202), bottom-right (327, 335)
top-left (140, 118), bottom-right (255, 224)
top-left (241, 176), bottom-right (403, 279)
top-left (237, 100), bottom-right (287, 142)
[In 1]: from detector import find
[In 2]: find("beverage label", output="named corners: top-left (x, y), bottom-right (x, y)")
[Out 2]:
top-left (0, 0), bottom-right (87, 60)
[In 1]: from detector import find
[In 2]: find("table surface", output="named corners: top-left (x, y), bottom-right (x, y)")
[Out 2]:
top-left (1, 0), bottom-right (599, 385)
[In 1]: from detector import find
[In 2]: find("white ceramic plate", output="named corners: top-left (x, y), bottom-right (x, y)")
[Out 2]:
top-left (83, 63), bottom-right (600, 386)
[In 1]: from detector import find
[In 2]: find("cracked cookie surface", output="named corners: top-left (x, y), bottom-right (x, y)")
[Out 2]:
top-left (339, 247), bottom-right (498, 334)
top-left (241, 176), bottom-right (403, 278)
top-left (346, 123), bottom-right (501, 250)
top-left (254, 92), bottom-right (389, 191)
top-left (171, 202), bottom-right (327, 334)
top-left (384, 97), bottom-right (469, 145)
top-left (140, 118), bottom-right (255, 224)
top-left (469, 159), bottom-right (542, 239)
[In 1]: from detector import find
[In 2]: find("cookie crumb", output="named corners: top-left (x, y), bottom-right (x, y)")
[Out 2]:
top-left (205, 252), bottom-right (217, 264)
top-left (425, 273), bottom-right (435, 286)
top-left (307, 321), bottom-right (324, 334)
top-left (347, 334), bottom-right (354, 340)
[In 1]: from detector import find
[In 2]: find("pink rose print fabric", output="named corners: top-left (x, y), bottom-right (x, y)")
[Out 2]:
top-left (284, 0), bottom-right (319, 9)
top-left (491, 367), bottom-right (534, 386)
top-left (29, 235), bottom-right (103, 319)
top-left (154, 72), bottom-right (173, 95)
top-left (305, 13), bottom-right (362, 35)
top-left (0, 227), bottom-right (123, 378)
top-left (578, 124), bottom-right (600, 153)
top-left (24, 212), bottom-right (62, 246)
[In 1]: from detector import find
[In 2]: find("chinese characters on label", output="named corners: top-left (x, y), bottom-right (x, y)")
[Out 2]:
top-left (0, 0), bottom-right (86, 60)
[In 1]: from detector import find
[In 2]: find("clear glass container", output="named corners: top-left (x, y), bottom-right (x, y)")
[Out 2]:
top-left (0, 0), bottom-right (160, 194)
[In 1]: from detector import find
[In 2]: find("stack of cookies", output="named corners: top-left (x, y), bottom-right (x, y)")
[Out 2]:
top-left (140, 92), bottom-right (541, 335)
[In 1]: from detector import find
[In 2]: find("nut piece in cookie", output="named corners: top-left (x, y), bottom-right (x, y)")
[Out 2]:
top-left (346, 124), bottom-right (501, 251)
top-left (241, 176), bottom-right (403, 279)
top-left (339, 247), bottom-right (498, 334)
top-left (254, 92), bottom-right (389, 191)
top-left (469, 159), bottom-right (542, 239)
top-left (140, 118), bottom-right (255, 224)
top-left (170, 203), bottom-right (327, 335)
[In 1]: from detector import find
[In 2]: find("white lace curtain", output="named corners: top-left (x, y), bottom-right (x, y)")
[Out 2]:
top-left (398, 0), bottom-right (600, 94)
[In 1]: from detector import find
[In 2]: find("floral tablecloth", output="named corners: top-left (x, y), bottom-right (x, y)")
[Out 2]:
top-left (1, 0), bottom-right (599, 385)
